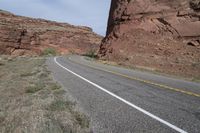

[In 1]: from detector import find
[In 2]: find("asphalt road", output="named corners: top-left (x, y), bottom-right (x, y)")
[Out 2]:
top-left (47, 55), bottom-right (200, 133)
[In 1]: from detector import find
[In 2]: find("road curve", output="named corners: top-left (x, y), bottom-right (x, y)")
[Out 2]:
top-left (47, 55), bottom-right (200, 133)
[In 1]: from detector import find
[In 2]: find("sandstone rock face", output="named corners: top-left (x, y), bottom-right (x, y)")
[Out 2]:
top-left (0, 10), bottom-right (102, 55)
top-left (99, 0), bottom-right (200, 78)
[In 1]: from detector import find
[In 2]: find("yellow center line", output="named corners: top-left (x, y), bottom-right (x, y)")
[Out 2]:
top-left (68, 57), bottom-right (200, 98)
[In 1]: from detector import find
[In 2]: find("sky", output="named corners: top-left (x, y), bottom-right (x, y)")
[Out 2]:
top-left (0, 0), bottom-right (111, 36)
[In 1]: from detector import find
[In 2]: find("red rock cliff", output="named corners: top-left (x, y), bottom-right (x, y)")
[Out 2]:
top-left (99, 0), bottom-right (200, 78)
top-left (0, 10), bottom-right (102, 55)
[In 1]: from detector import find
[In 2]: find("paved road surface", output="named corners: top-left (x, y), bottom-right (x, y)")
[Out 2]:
top-left (47, 55), bottom-right (200, 133)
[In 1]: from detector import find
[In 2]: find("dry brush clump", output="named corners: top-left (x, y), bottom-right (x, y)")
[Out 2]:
top-left (0, 56), bottom-right (90, 133)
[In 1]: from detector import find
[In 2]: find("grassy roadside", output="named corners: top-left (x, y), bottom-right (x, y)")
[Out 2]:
top-left (0, 55), bottom-right (90, 133)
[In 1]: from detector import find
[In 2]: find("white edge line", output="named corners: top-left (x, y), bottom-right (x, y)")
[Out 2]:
top-left (54, 57), bottom-right (187, 133)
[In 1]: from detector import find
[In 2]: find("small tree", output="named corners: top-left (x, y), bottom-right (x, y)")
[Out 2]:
top-left (41, 48), bottom-right (57, 56)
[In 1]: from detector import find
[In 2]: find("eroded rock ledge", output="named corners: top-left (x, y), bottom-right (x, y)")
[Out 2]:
top-left (99, 0), bottom-right (200, 78)
top-left (0, 10), bottom-right (102, 55)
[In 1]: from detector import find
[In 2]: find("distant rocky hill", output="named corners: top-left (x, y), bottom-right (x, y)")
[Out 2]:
top-left (99, 0), bottom-right (200, 78)
top-left (0, 9), bottom-right (102, 55)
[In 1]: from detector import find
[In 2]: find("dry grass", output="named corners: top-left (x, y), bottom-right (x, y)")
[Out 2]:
top-left (0, 55), bottom-right (90, 133)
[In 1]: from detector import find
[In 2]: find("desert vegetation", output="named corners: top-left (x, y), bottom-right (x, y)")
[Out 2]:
top-left (0, 56), bottom-right (90, 133)
top-left (41, 48), bottom-right (57, 56)
top-left (83, 49), bottom-right (98, 59)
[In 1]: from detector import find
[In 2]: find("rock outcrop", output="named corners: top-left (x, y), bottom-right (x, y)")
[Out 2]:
top-left (0, 9), bottom-right (102, 55)
top-left (99, 0), bottom-right (200, 78)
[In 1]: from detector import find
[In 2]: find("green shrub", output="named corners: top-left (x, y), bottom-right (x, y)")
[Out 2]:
top-left (0, 62), bottom-right (4, 66)
top-left (50, 83), bottom-right (61, 90)
top-left (20, 72), bottom-right (36, 77)
top-left (26, 82), bottom-right (45, 93)
top-left (84, 50), bottom-right (98, 59)
top-left (73, 111), bottom-right (89, 128)
top-left (69, 49), bottom-right (76, 54)
top-left (47, 100), bottom-right (74, 111)
top-left (41, 48), bottom-right (57, 56)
